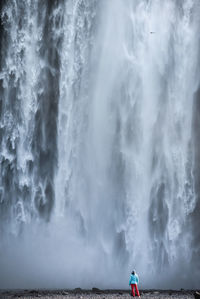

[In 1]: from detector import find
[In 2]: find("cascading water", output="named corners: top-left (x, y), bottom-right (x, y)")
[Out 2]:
top-left (0, 0), bottom-right (200, 289)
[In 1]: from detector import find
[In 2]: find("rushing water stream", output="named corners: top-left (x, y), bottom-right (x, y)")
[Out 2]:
top-left (0, 0), bottom-right (200, 289)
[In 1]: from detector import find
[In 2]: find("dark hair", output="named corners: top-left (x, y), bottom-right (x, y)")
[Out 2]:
top-left (132, 270), bottom-right (135, 275)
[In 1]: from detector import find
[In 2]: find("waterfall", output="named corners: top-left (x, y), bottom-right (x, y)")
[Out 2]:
top-left (0, 0), bottom-right (200, 289)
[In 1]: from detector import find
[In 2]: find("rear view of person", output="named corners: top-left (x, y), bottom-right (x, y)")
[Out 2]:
top-left (129, 270), bottom-right (140, 297)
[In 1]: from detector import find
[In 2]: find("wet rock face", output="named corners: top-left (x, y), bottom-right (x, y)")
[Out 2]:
top-left (0, 0), bottom-right (67, 227)
top-left (192, 86), bottom-right (200, 272)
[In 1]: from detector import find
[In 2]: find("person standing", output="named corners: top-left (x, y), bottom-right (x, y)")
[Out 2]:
top-left (129, 270), bottom-right (140, 297)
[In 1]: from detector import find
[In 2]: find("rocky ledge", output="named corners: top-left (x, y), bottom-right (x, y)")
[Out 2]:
top-left (0, 289), bottom-right (199, 299)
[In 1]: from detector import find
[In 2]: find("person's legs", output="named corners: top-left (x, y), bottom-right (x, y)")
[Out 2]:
top-left (134, 284), bottom-right (140, 297)
top-left (131, 284), bottom-right (135, 296)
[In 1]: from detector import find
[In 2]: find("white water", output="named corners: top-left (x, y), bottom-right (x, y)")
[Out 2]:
top-left (0, 0), bottom-right (200, 289)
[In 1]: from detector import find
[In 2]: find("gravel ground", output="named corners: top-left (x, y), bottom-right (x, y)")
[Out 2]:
top-left (0, 290), bottom-right (197, 299)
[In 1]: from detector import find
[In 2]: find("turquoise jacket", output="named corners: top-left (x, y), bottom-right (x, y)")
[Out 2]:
top-left (129, 273), bottom-right (139, 285)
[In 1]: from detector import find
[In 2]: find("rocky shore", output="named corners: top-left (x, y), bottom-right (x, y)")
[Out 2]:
top-left (0, 289), bottom-right (198, 299)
